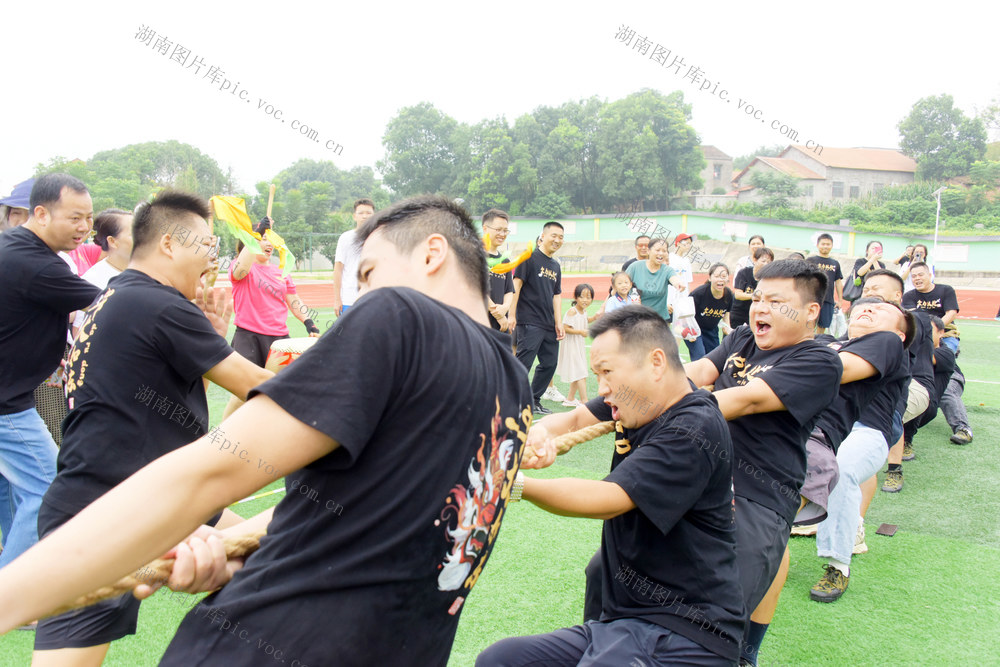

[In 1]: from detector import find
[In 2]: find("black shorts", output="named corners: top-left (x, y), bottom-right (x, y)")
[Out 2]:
top-left (34, 504), bottom-right (140, 649)
top-left (734, 496), bottom-right (790, 613)
top-left (818, 302), bottom-right (835, 328)
top-left (231, 327), bottom-right (289, 368)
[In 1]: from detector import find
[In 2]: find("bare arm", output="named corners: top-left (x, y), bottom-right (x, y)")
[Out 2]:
top-left (509, 277), bottom-right (523, 330)
top-left (522, 478), bottom-right (634, 520)
top-left (285, 294), bottom-right (320, 337)
top-left (942, 309), bottom-right (958, 326)
top-left (520, 404), bottom-right (601, 469)
top-left (684, 358), bottom-right (720, 389)
top-left (839, 351), bottom-right (879, 384)
top-left (834, 278), bottom-right (843, 304)
top-left (231, 245), bottom-right (257, 282)
top-left (712, 377), bottom-right (787, 420)
top-left (553, 294), bottom-right (564, 339)
top-left (0, 395), bottom-right (337, 632)
top-left (203, 351), bottom-right (274, 401)
top-left (331, 262), bottom-right (345, 316)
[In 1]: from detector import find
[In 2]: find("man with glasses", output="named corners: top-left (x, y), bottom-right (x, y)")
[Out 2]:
top-left (622, 235), bottom-right (650, 271)
top-left (482, 209), bottom-right (514, 332)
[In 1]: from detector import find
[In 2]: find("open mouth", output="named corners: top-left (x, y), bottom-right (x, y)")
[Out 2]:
top-left (755, 321), bottom-right (771, 335)
top-left (606, 401), bottom-right (620, 421)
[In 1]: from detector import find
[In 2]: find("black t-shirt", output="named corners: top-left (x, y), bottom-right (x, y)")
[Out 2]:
top-left (814, 332), bottom-right (906, 452)
top-left (585, 393), bottom-right (742, 661)
top-left (806, 255), bottom-right (843, 303)
top-left (513, 248), bottom-right (561, 327)
top-left (730, 266), bottom-right (757, 326)
top-left (41, 270), bottom-right (234, 522)
top-left (931, 346), bottom-right (957, 403)
top-left (902, 284), bottom-right (959, 319)
top-left (161, 287), bottom-right (533, 667)
top-left (622, 257), bottom-right (639, 271)
top-left (0, 226), bottom-right (100, 413)
top-left (906, 311), bottom-right (936, 395)
top-left (851, 257), bottom-right (886, 280)
top-left (690, 283), bottom-right (733, 332)
top-left (486, 251), bottom-right (514, 331)
top-left (705, 327), bottom-right (842, 526)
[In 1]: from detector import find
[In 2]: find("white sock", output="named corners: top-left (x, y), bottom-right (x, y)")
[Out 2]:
top-left (829, 559), bottom-right (850, 577)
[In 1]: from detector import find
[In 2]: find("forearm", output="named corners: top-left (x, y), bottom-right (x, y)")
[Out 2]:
top-left (942, 310), bottom-right (957, 326)
top-left (522, 477), bottom-right (632, 519)
top-left (286, 296), bottom-right (309, 324)
top-left (684, 358), bottom-right (719, 388)
top-left (552, 295), bottom-right (562, 325)
top-left (733, 291), bottom-right (752, 301)
top-left (232, 246), bottom-right (256, 281)
top-left (221, 506), bottom-right (274, 539)
top-left (331, 264), bottom-right (344, 300)
top-left (499, 293), bottom-right (513, 316)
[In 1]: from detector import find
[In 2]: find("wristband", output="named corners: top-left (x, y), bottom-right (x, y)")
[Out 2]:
top-left (510, 471), bottom-right (525, 502)
top-left (304, 318), bottom-right (320, 334)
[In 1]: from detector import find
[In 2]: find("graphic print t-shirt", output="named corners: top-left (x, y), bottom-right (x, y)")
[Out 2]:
top-left (705, 327), bottom-right (842, 526)
top-left (806, 254), bottom-right (842, 304)
top-left (814, 331), bottom-right (906, 451)
top-left (690, 283), bottom-right (733, 332)
top-left (902, 284), bottom-right (959, 319)
top-left (486, 251), bottom-right (514, 331)
top-left (513, 248), bottom-right (561, 327)
top-left (0, 226), bottom-right (100, 413)
top-left (586, 392), bottom-right (743, 662)
top-left (161, 287), bottom-right (534, 667)
top-left (42, 269), bottom-right (234, 520)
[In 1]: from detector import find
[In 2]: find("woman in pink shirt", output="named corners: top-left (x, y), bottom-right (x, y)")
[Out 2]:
top-left (229, 217), bottom-right (320, 368)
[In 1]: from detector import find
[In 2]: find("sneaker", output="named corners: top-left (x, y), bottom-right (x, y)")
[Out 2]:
top-left (542, 386), bottom-right (566, 402)
top-left (533, 403), bottom-right (552, 415)
top-left (810, 565), bottom-right (849, 602)
top-left (560, 399), bottom-right (582, 408)
top-left (901, 441), bottom-right (915, 461)
top-left (853, 520), bottom-right (868, 555)
top-left (950, 428), bottom-right (973, 445)
top-left (882, 469), bottom-right (903, 493)
top-left (790, 523), bottom-right (818, 537)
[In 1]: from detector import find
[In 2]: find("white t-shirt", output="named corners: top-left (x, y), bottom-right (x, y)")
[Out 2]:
top-left (73, 259), bottom-right (122, 330)
top-left (334, 228), bottom-right (361, 306)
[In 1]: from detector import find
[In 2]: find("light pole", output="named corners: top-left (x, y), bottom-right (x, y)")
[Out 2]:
top-left (931, 186), bottom-right (946, 256)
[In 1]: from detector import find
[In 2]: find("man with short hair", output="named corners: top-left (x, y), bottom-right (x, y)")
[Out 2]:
top-left (71, 209), bottom-right (133, 337)
top-left (482, 208), bottom-right (514, 332)
top-left (0, 174), bottom-right (101, 568)
top-left (332, 198), bottom-right (376, 316)
top-left (903, 262), bottom-right (960, 353)
top-left (33, 191), bottom-right (274, 666)
top-left (0, 195), bottom-right (533, 667)
top-left (806, 233), bottom-right (843, 334)
top-left (480, 306), bottom-right (744, 665)
top-left (621, 235), bottom-right (650, 271)
top-left (510, 221), bottom-right (565, 415)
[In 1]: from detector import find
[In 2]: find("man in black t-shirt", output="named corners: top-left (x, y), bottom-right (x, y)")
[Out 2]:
top-left (482, 208), bottom-right (514, 331)
top-left (479, 307), bottom-right (743, 665)
top-left (0, 174), bottom-right (100, 570)
top-left (0, 196), bottom-right (533, 667)
top-left (805, 233), bottom-right (843, 334)
top-left (32, 191), bottom-right (275, 666)
top-left (621, 234), bottom-right (650, 271)
top-left (902, 262), bottom-right (960, 353)
top-left (511, 221), bottom-right (565, 414)
top-left (898, 316), bottom-right (957, 456)
top-left (685, 259), bottom-right (842, 661)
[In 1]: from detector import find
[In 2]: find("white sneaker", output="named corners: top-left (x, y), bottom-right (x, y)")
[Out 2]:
top-left (790, 523), bottom-right (818, 537)
top-left (561, 399), bottom-right (583, 408)
top-left (543, 386), bottom-right (566, 402)
top-left (853, 520), bottom-right (868, 555)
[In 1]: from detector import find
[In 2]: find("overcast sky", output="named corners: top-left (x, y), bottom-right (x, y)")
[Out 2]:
top-left (3, 0), bottom-right (997, 197)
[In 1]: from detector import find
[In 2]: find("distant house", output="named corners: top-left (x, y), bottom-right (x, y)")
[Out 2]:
top-left (688, 145), bottom-right (736, 208)
top-left (732, 146), bottom-right (917, 207)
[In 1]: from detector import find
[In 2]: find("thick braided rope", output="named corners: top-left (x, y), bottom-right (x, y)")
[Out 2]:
top-left (50, 531), bottom-right (267, 618)
top-left (528, 420), bottom-right (617, 458)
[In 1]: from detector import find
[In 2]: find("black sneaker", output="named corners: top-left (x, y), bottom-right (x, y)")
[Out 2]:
top-left (533, 403), bottom-right (552, 415)
top-left (810, 564), bottom-right (849, 602)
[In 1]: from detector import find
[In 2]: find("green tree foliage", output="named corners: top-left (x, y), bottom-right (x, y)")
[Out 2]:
top-left (378, 102), bottom-right (461, 196)
top-left (898, 95), bottom-right (988, 180)
top-left (748, 171), bottom-right (800, 211)
top-left (733, 144), bottom-right (786, 171)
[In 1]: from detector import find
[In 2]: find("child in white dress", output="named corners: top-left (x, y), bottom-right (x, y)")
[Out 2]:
top-left (557, 283), bottom-right (597, 407)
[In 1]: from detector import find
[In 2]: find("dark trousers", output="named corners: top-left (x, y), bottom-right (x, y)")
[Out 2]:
top-left (684, 325), bottom-right (721, 362)
top-left (903, 397), bottom-right (941, 443)
top-left (515, 323), bottom-right (559, 403)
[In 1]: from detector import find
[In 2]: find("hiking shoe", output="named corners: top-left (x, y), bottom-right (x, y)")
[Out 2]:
top-left (542, 386), bottom-right (566, 402)
top-left (882, 469), bottom-right (903, 492)
top-left (810, 565), bottom-right (849, 603)
top-left (901, 441), bottom-right (915, 461)
top-left (533, 403), bottom-right (552, 415)
top-left (853, 520), bottom-right (868, 555)
top-left (790, 523), bottom-right (818, 537)
top-left (950, 428), bottom-right (973, 445)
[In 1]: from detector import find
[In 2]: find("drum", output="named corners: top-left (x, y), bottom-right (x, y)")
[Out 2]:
top-left (265, 337), bottom-right (319, 374)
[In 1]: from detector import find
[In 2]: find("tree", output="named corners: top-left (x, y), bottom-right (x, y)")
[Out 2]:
top-left (378, 102), bottom-right (461, 196)
top-left (733, 144), bottom-right (786, 171)
top-left (897, 94), bottom-right (987, 180)
top-left (749, 171), bottom-right (800, 210)
top-left (525, 192), bottom-right (573, 218)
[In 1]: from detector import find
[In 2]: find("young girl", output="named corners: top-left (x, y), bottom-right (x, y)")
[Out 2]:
top-left (601, 271), bottom-right (640, 315)
top-left (557, 283), bottom-right (598, 407)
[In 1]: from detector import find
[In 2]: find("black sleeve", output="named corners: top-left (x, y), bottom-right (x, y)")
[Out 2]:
top-left (942, 286), bottom-right (959, 313)
top-left (503, 271), bottom-right (514, 296)
top-left (248, 290), bottom-right (411, 465)
top-left (723, 288), bottom-right (733, 310)
top-left (902, 291), bottom-right (917, 310)
top-left (734, 268), bottom-right (752, 292)
top-left (842, 331), bottom-right (903, 378)
top-left (513, 255), bottom-right (533, 283)
top-left (604, 424), bottom-right (714, 535)
top-left (834, 261), bottom-right (843, 281)
top-left (757, 344), bottom-right (843, 426)
top-left (31, 262), bottom-right (101, 313)
top-left (586, 396), bottom-right (612, 421)
top-left (690, 284), bottom-right (706, 309)
top-left (934, 347), bottom-right (956, 376)
top-left (153, 301), bottom-right (236, 381)
top-left (704, 325), bottom-right (747, 373)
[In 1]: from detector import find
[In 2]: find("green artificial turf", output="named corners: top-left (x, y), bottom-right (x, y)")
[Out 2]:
top-left (2, 314), bottom-right (998, 665)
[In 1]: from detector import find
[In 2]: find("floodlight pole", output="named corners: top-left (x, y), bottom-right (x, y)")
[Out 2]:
top-left (931, 186), bottom-right (946, 256)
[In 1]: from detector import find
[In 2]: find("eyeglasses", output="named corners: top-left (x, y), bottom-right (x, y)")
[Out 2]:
top-left (485, 226), bottom-right (509, 234)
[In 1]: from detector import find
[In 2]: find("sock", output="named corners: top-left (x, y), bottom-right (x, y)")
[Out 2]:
top-left (829, 559), bottom-right (850, 577)
top-left (887, 463), bottom-right (902, 473)
top-left (742, 621), bottom-right (768, 666)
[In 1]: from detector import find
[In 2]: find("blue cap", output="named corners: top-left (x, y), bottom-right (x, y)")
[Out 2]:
top-left (0, 178), bottom-right (34, 209)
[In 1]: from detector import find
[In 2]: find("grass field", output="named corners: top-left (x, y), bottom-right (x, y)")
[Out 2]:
top-left (2, 309), bottom-right (999, 666)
